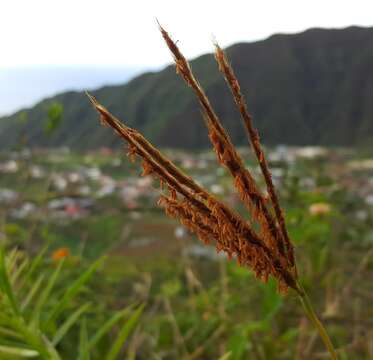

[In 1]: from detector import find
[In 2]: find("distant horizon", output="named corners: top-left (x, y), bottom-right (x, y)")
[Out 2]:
top-left (0, 65), bottom-right (156, 116)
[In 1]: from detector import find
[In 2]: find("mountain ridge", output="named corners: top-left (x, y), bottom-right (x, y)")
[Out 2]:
top-left (1, 25), bottom-right (373, 149)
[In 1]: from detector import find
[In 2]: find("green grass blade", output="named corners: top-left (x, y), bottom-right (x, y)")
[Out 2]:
top-left (0, 326), bottom-right (22, 339)
top-left (88, 304), bottom-right (135, 350)
top-left (39, 335), bottom-right (62, 360)
top-left (24, 245), bottom-right (49, 283)
top-left (218, 352), bottom-right (232, 360)
top-left (46, 256), bottom-right (105, 325)
top-left (0, 247), bottom-right (20, 315)
top-left (19, 245), bottom-right (49, 293)
top-left (6, 248), bottom-right (18, 263)
top-left (52, 303), bottom-right (91, 347)
top-left (30, 259), bottom-right (64, 326)
top-left (6, 249), bottom-right (20, 275)
top-left (78, 318), bottom-right (90, 360)
top-left (21, 274), bottom-right (45, 312)
top-left (0, 313), bottom-right (18, 328)
top-left (10, 256), bottom-right (29, 286)
top-left (105, 304), bottom-right (144, 360)
top-left (7, 315), bottom-right (60, 360)
top-left (0, 344), bottom-right (39, 357)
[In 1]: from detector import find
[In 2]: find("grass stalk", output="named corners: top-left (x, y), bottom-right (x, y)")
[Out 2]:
top-left (296, 283), bottom-right (337, 359)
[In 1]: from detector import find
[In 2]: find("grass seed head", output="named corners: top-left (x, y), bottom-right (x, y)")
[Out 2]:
top-left (88, 26), bottom-right (300, 293)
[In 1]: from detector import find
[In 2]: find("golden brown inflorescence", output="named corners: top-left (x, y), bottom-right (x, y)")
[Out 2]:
top-left (88, 25), bottom-right (300, 294)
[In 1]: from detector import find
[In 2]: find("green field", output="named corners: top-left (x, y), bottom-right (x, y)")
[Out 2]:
top-left (1, 146), bottom-right (373, 359)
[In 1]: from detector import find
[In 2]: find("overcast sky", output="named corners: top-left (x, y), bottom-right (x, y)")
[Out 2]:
top-left (1, 0), bottom-right (372, 116)
top-left (2, 0), bottom-right (373, 68)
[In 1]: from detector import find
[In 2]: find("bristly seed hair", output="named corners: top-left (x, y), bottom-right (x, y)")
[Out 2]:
top-left (87, 25), bottom-right (300, 294)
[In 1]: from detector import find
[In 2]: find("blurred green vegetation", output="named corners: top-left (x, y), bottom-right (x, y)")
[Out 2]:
top-left (0, 147), bottom-right (373, 359)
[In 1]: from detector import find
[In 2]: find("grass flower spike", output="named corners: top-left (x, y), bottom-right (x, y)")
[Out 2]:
top-left (88, 25), bottom-right (338, 359)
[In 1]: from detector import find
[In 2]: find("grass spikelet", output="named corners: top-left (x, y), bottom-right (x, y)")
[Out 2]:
top-left (214, 44), bottom-right (295, 269)
top-left (159, 25), bottom-right (287, 263)
top-left (87, 93), bottom-right (297, 291)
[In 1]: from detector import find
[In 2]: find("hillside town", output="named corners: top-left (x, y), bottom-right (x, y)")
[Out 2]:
top-left (1, 146), bottom-right (373, 251)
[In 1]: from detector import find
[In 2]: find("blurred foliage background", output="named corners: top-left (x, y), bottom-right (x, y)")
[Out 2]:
top-left (0, 108), bottom-right (373, 358)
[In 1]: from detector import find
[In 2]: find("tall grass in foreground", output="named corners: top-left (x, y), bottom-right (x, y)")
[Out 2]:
top-left (0, 247), bottom-right (144, 359)
top-left (88, 25), bottom-right (338, 359)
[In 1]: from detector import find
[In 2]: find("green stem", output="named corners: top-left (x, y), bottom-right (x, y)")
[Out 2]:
top-left (15, 317), bottom-right (61, 360)
top-left (296, 282), bottom-right (337, 359)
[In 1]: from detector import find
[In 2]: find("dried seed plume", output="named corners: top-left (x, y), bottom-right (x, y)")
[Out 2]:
top-left (89, 26), bottom-right (339, 358)
top-left (87, 25), bottom-right (300, 293)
